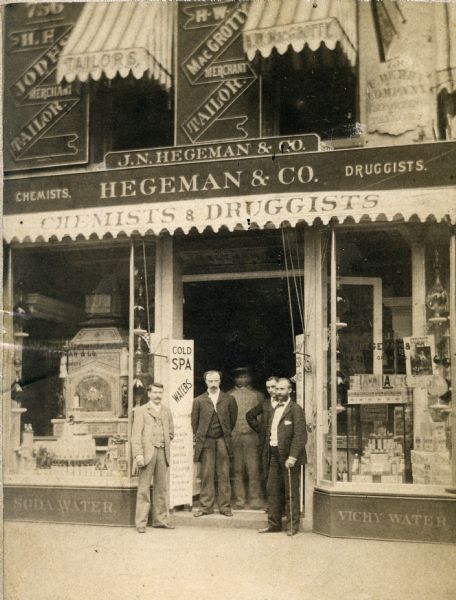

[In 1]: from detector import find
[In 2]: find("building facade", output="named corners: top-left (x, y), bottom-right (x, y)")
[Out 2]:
top-left (3, 0), bottom-right (456, 543)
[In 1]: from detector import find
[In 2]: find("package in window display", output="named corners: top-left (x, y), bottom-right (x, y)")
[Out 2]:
top-left (403, 335), bottom-right (436, 377)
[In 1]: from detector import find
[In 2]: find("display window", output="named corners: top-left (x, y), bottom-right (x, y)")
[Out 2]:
top-left (3, 239), bottom-right (155, 485)
top-left (321, 224), bottom-right (454, 489)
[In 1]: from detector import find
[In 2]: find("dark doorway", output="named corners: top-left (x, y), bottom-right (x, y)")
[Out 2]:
top-left (183, 278), bottom-right (303, 396)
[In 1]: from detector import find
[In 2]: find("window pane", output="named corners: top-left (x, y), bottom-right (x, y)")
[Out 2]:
top-left (6, 243), bottom-right (143, 482)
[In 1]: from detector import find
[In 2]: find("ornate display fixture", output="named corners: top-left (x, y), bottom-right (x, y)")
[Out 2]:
top-left (426, 250), bottom-right (449, 324)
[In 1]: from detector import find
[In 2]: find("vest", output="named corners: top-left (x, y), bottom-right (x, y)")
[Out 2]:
top-left (206, 410), bottom-right (223, 439)
top-left (149, 409), bottom-right (165, 447)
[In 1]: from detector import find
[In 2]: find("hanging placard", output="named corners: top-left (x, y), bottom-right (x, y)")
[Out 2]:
top-left (367, 56), bottom-right (433, 136)
top-left (168, 340), bottom-right (194, 507)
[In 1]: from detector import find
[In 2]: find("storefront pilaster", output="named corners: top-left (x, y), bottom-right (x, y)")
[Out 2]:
top-left (154, 235), bottom-right (183, 393)
top-left (411, 238), bottom-right (427, 337)
top-left (449, 230), bottom-right (456, 489)
top-left (303, 228), bottom-right (324, 519)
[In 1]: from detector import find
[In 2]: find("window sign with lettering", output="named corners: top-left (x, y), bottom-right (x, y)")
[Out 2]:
top-left (4, 3), bottom-right (89, 171)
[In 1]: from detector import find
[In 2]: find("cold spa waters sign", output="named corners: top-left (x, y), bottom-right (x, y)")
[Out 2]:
top-left (168, 340), bottom-right (194, 507)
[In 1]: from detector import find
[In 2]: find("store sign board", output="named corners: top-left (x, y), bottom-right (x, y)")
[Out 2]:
top-left (3, 3), bottom-right (89, 172)
top-left (347, 390), bottom-right (411, 405)
top-left (105, 134), bottom-right (320, 170)
top-left (4, 485), bottom-right (136, 526)
top-left (177, 0), bottom-right (260, 144)
top-left (168, 340), bottom-right (194, 507)
top-left (314, 490), bottom-right (456, 544)
top-left (367, 57), bottom-right (433, 136)
top-left (4, 141), bottom-right (456, 217)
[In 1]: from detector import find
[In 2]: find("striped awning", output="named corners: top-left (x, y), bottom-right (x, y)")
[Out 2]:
top-left (3, 188), bottom-right (455, 244)
top-left (56, 2), bottom-right (173, 90)
top-left (434, 2), bottom-right (456, 93)
top-left (243, 0), bottom-right (357, 65)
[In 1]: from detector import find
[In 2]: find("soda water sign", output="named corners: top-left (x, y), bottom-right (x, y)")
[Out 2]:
top-left (168, 340), bottom-right (194, 507)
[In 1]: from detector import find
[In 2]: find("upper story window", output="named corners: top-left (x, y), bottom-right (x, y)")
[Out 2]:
top-left (56, 1), bottom-right (174, 162)
top-left (243, 0), bottom-right (358, 142)
top-left (258, 45), bottom-right (356, 141)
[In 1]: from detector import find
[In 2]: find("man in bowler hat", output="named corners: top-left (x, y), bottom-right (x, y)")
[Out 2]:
top-left (229, 367), bottom-right (265, 509)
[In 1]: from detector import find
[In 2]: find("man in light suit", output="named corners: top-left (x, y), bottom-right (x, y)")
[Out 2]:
top-left (259, 377), bottom-right (307, 536)
top-left (131, 382), bottom-right (175, 533)
top-left (191, 370), bottom-right (238, 517)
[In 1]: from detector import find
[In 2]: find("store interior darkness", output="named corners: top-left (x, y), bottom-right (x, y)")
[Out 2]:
top-left (184, 278), bottom-right (303, 397)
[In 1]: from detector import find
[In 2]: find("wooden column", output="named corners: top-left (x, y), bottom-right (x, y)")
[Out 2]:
top-left (3, 246), bottom-right (18, 472)
top-left (411, 238), bottom-right (428, 448)
top-left (411, 240), bottom-right (427, 337)
top-left (303, 228), bottom-right (324, 518)
top-left (154, 235), bottom-right (183, 397)
top-left (449, 231), bottom-right (456, 489)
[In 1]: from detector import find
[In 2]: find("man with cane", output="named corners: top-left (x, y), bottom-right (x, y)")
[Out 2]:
top-left (258, 378), bottom-right (307, 536)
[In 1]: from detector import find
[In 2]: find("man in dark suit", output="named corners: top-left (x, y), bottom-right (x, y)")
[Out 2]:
top-left (258, 377), bottom-right (307, 536)
top-left (246, 376), bottom-right (279, 494)
top-left (191, 370), bottom-right (238, 517)
top-left (131, 382), bottom-right (175, 533)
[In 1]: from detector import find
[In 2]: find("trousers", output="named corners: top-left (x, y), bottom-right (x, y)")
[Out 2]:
top-left (232, 433), bottom-right (263, 507)
top-left (135, 447), bottom-right (169, 528)
top-left (266, 447), bottom-right (300, 533)
top-left (199, 437), bottom-right (231, 513)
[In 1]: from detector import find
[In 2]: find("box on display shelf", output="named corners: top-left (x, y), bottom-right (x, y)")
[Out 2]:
top-left (411, 450), bottom-right (451, 485)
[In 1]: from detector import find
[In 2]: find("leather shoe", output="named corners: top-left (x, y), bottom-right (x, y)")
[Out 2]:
top-left (258, 527), bottom-right (281, 533)
top-left (136, 527), bottom-right (146, 533)
top-left (193, 509), bottom-right (212, 517)
top-left (153, 523), bottom-right (175, 529)
top-left (287, 530), bottom-right (299, 537)
top-left (220, 510), bottom-right (233, 517)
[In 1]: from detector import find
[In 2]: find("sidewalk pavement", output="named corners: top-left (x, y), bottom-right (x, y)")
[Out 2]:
top-left (4, 520), bottom-right (456, 600)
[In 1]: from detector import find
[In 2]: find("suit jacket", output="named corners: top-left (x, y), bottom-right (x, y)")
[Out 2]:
top-left (191, 391), bottom-right (238, 462)
top-left (264, 400), bottom-right (307, 467)
top-left (131, 403), bottom-right (174, 466)
top-left (246, 397), bottom-right (276, 474)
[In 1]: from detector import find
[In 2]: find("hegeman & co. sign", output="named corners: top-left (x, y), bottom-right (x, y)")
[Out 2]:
top-left (4, 139), bottom-right (456, 216)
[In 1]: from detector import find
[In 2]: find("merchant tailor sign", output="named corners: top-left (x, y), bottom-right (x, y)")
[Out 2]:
top-left (177, 1), bottom-right (260, 144)
top-left (3, 3), bottom-right (88, 171)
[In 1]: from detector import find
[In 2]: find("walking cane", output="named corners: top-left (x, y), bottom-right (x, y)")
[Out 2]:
top-left (287, 465), bottom-right (294, 537)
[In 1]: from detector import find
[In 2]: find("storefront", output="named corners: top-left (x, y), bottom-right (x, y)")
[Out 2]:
top-left (3, 1), bottom-right (456, 543)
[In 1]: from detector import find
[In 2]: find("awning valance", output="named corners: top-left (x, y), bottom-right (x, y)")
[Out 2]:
top-left (435, 2), bottom-right (456, 93)
top-left (4, 188), bottom-right (455, 244)
top-left (56, 2), bottom-right (173, 89)
top-left (243, 0), bottom-right (357, 65)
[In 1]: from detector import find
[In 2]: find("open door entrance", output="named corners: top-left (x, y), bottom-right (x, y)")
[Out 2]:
top-left (183, 277), bottom-right (302, 396)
